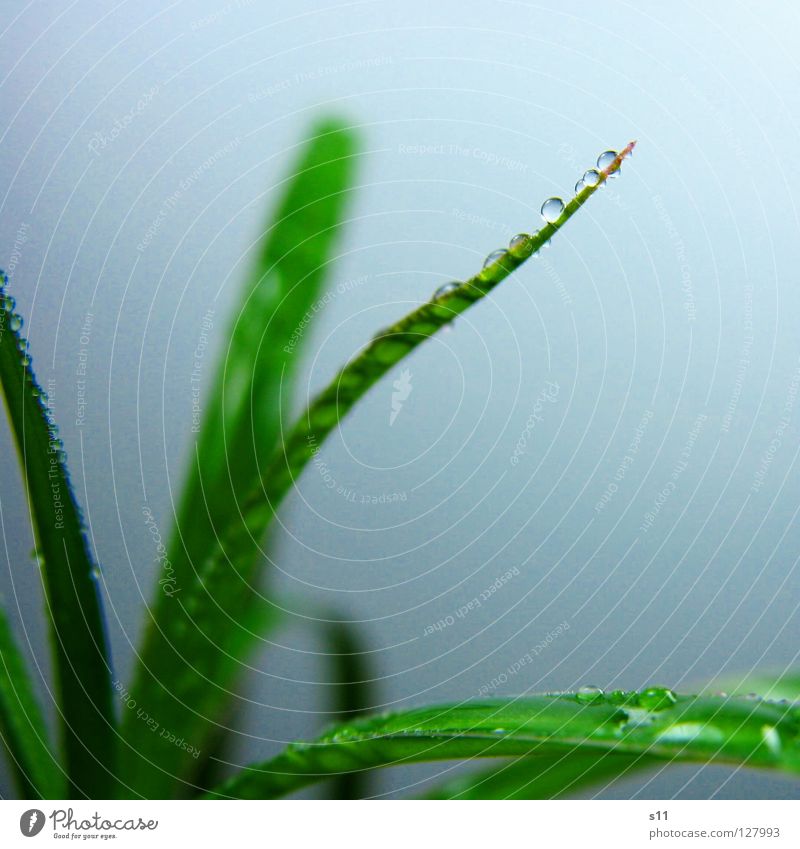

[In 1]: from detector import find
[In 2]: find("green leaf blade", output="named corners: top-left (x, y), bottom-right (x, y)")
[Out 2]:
top-left (429, 670), bottom-right (800, 801)
top-left (207, 690), bottom-right (800, 799)
top-left (0, 279), bottom-right (116, 798)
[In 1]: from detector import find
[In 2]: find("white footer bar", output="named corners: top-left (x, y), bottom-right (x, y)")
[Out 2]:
top-left (1, 799), bottom-right (796, 848)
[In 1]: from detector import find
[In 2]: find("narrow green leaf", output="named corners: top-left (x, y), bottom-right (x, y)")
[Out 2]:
top-left (0, 606), bottom-right (64, 798)
top-left (424, 751), bottom-right (652, 800)
top-left (248, 143), bottom-right (636, 510)
top-left (207, 689), bottom-right (800, 799)
top-left (177, 147), bottom-right (639, 790)
top-left (432, 670), bottom-right (800, 801)
top-left (123, 119), bottom-right (359, 798)
top-left (0, 277), bottom-right (116, 798)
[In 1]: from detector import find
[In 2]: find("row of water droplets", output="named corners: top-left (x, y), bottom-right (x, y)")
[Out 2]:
top-left (1, 273), bottom-right (30, 364)
top-left (575, 684), bottom-right (676, 710)
top-left (325, 682), bottom-right (798, 757)
top-left (1, 270), bottom-right (96, 579)
top-left (1, 270), bottom-right (69, 480)
top-left (432, 149), bottom-right (623, 301)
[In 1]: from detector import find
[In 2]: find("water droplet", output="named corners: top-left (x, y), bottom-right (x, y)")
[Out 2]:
top-left (657, 723), bottom-right (724, 745)
top-left (583, 168), bottom-right (602, 187)
top-left (91, 565), bottom-right (102, 582)
top-left (483, 249), bottom-right (508, 269)
top-left (433, 281), bottom-right (461, 299)
top-left (574, 179), bottom-right (586, 194)
top-left (576, 685), bottom-right (604, 704)
top-left (762, 725), bottom-right (782, 756)
top-left (638, 687), bottom-right (677, 711)
top-left (21, 353), bottom-right (31, 367)
top-left (597, 150), bottom-right (618, 174)
top-left (17, 337), bottom-right (28, 353)
top-left (492, 728), bottom-right (507, 734)
top-left (540, 197), bottom-right (565, 224)
top-left (9, 314), bottom-right (22, 331)
top-left (508, 233), bottom-right (532, 258)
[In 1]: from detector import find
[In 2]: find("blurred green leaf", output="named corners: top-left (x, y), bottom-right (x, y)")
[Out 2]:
top-left (323, 617), bottom-right (375, 799)
top-left (0, 277), bottom-right (116, 797)
top-left (0, 607), bottom-right (64, 798)
top-left (123, 118), bottom-right (359, 798)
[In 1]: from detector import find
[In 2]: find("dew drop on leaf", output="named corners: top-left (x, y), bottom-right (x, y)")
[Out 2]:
top-left (597, 150), bottom-right (618, 174)
top-left (638, 687), bottom-right (677, 711)
top-left (657, 722), bottom-right (725, 744)
top-left (583, 169), bottom-right (602, 187)
top-left (761, 725), bottom-right (782, 756)
top-left (433, 281), bottom-right (461, 299)
top-left (540, 197), bottom-right (565, 223)
top-left (576, 685), bottom-right (604, 704)
top-left (483, 249), bottom-right (507, 269)
top-left (508, 233), bottom-right (533, 258)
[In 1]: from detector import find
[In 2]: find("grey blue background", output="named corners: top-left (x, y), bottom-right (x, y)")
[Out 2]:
top-left (1, 0), bottom-right (799, 799)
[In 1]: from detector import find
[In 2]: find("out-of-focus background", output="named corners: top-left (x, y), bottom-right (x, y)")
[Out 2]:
top-left (2, 0), bottom-right (799, 798)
